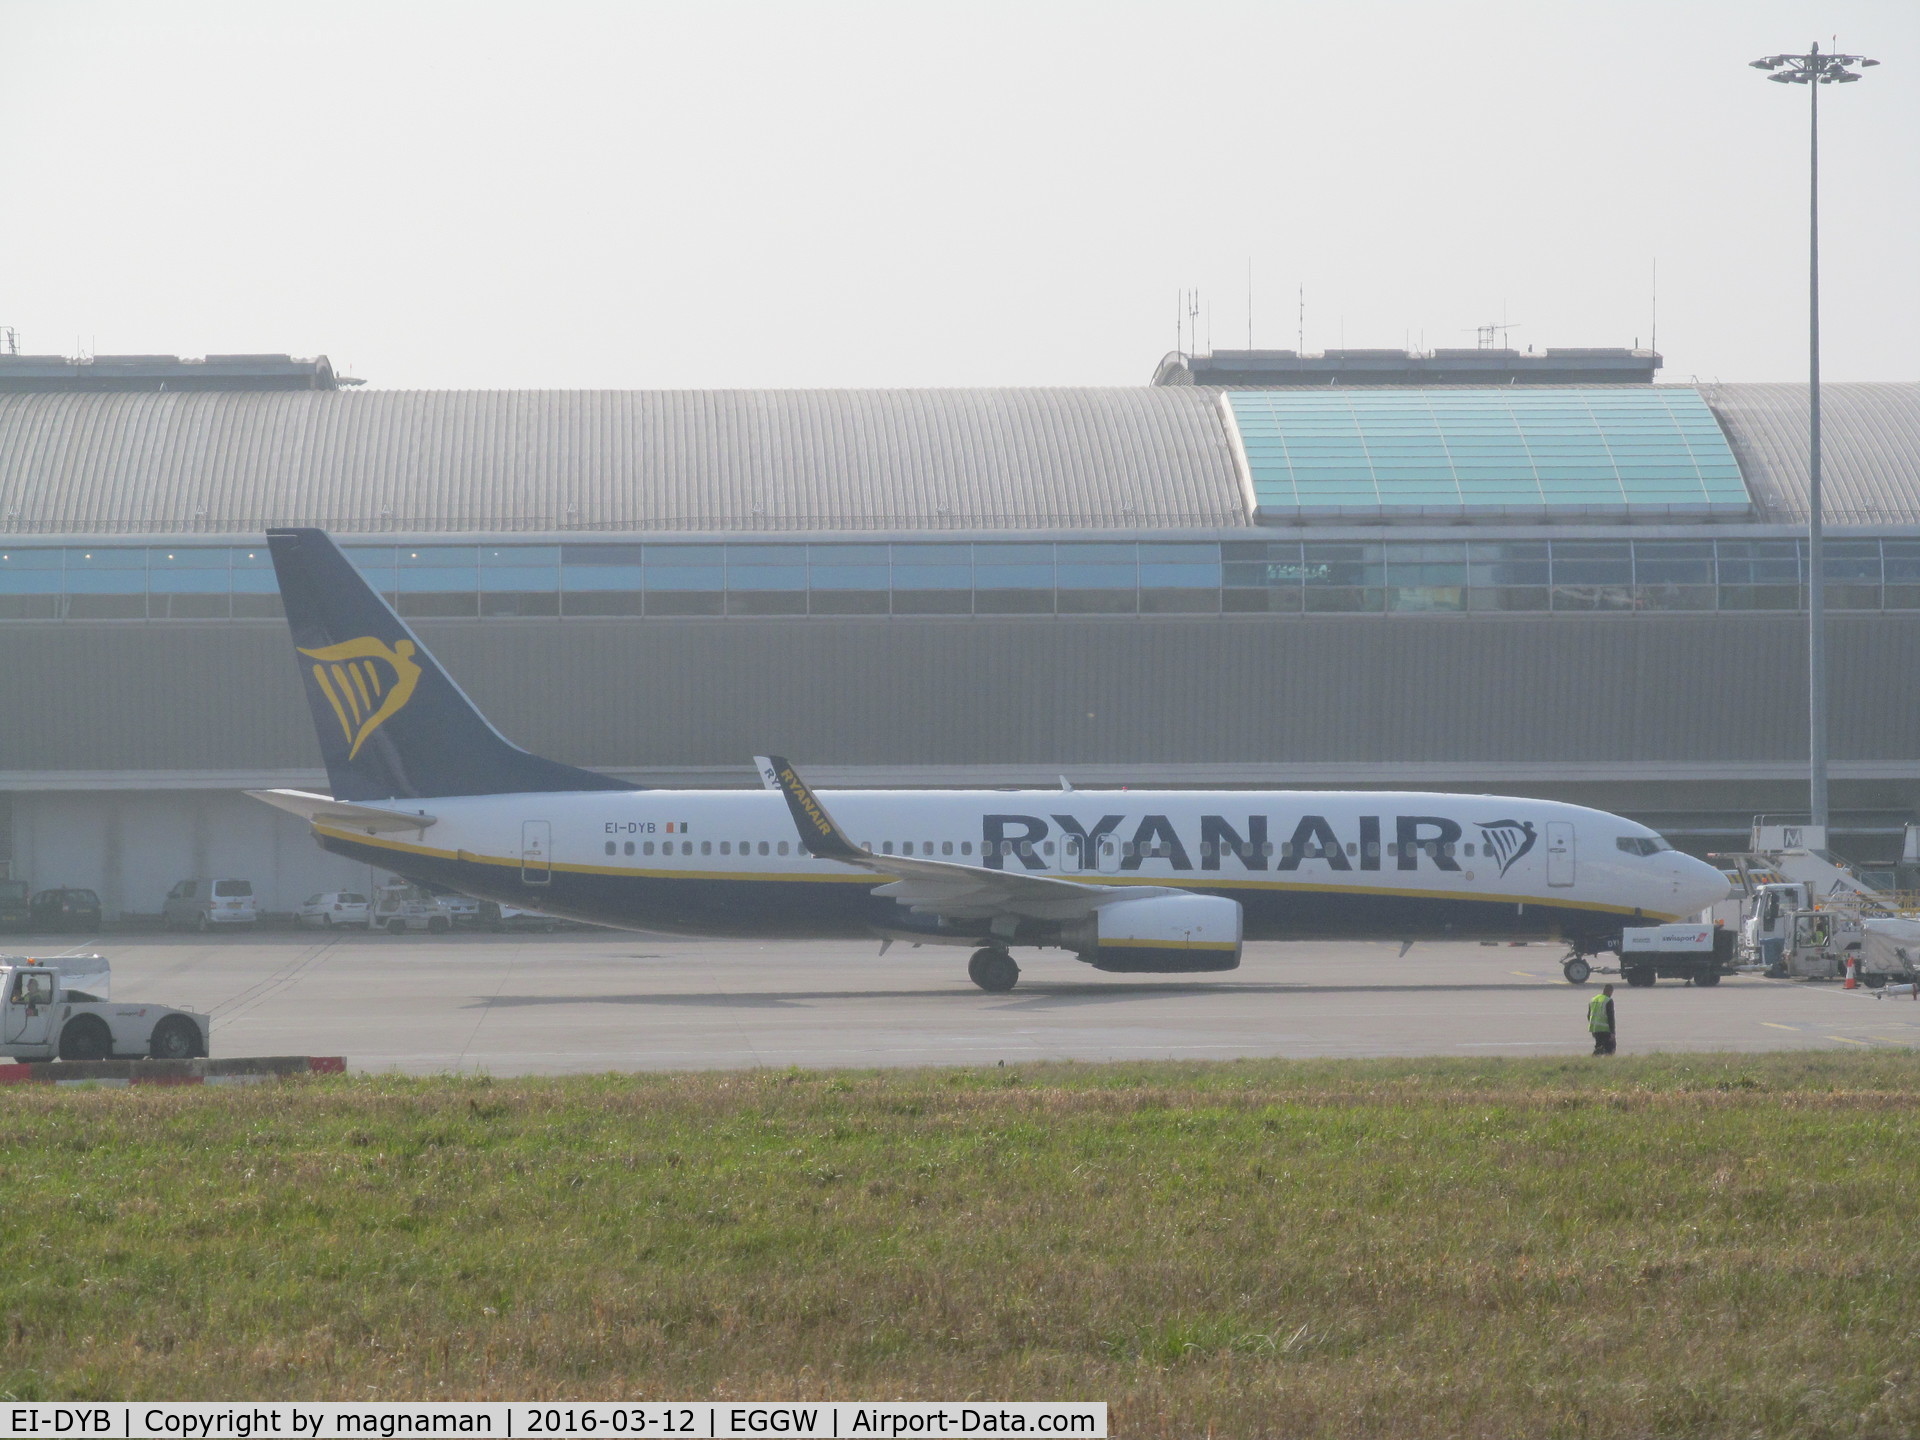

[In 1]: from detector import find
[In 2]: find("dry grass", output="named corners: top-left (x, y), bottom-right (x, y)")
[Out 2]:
top-left (5, 1051), bottom-right (1920, 1437)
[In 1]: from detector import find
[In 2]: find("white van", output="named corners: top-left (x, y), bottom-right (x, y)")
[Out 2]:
top-left (162, 878), bottom-right (258, 931)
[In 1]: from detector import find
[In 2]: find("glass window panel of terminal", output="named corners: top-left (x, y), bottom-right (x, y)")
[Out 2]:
top-left (806, 544), bottom-right (890, 591)
top-left (972, 544), bottom-right (1055, 590)
top-left (723, 545), bottom-right (807, 591)
top-left (1056, 543), bottom-right (1137, 589)
top-left (889, 544), bottom-right (971, 590)
top-left (640, 545), bottom-right (724, 591)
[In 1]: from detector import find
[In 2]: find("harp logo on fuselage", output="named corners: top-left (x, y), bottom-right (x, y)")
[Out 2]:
top-left (297, 636), bottom-right (423, 758)
top-left (1475, 819), bottom-right (1538, 877)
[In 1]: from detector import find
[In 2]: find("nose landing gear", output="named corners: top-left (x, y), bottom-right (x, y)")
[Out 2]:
top-left (967, 948), bottom-right (1020, 993)
top-left (1561, 956), bottom-right (1592, 986)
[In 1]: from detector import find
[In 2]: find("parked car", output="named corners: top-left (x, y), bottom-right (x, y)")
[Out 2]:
top-left (0, 879), bottom-right (30, 932)
top-left (162, 878), bottom-right (258, 932)
top-left (30, 887), bottom-right (102, 933)
top-left (297, 891), bottom-right (371, 928)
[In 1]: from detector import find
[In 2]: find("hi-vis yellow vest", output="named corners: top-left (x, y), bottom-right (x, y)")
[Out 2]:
top-left (1588, 993), bottom-right (1612, 1032)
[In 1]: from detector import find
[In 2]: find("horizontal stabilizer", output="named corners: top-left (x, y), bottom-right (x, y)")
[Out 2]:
top-left (245, 788), bottom-right (438, 833)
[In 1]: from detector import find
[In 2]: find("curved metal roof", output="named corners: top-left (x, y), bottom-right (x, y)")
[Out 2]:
top-left (1, 380), bottom-right (1916, 538)
top-left (1704, 382), bottom-right (1920, 525)
top-left (0, 387), bottom-right (1246, 536)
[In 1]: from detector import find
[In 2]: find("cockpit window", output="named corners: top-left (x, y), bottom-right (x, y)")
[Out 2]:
top-left (1615, 836), bottom-right (1672, 857)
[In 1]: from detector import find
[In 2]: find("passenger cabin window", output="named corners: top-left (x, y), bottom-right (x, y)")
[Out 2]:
top-left (777, 841), bottom-right (789, 855)
top-left (643, 842), bottom-right (654, 855)
top-left (942, 841), bottom-right (953, 856)
top-left (604, 841), bottom-right (616, 856)
top-left (701, 841), bottom-right (712, 856)
top-left (758, 841), bottom-right (769, 856)
top-left (624, 841), bottom-right (635, 855)
top-left (961, 841), bottom-right (972, 856)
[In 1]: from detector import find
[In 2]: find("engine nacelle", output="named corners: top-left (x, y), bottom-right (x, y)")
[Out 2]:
top-left (1068, 893), bottom-right (1243, 973)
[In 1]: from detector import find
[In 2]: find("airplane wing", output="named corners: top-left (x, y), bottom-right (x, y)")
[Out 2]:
top-left (245, 788), bottom-right (438, 834)
top-left (754, 755), bottom-right (1170, 922)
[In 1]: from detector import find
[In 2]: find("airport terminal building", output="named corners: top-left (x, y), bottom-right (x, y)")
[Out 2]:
top-left (3, 347), bottom-right (1919, 917)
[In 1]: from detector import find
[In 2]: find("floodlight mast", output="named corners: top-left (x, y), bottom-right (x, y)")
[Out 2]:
top-left (1750, 43), bottom-right (1879, 836)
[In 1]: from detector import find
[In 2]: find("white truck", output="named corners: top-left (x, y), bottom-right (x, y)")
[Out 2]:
top-left (1615, 922), bottom-right (1736, 987)
top-left (1, 956), bottom-right (210, 1062)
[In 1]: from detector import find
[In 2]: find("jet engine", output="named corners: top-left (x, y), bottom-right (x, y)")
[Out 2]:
top-left (1064, 893), bottom-right (1243, 973)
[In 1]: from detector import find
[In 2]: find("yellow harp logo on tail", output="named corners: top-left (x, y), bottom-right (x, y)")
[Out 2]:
top-left (297, 636), bottom-right (424, 759)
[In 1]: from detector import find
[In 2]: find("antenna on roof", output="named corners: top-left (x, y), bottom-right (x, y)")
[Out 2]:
top-left (1247, 258), bottom-right (1253, 349)
top-left (1650, 256), bottom-right (1658, 355)
top-left (0, 326), bottom-right (17, 357)
top-left (1468, 322), bottom-right (1520, 349)
top-left (1297, 284), bottom-right (1305, 353)
top-left (1187, 291), bottom-right (1201, 358)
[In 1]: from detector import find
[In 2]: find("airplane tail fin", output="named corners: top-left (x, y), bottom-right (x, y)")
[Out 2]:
top-left (266, 528), bottom-right (637, 801)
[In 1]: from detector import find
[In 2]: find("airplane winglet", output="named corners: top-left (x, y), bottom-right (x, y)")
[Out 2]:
top-left (757, 755), bottom-right (866, 862)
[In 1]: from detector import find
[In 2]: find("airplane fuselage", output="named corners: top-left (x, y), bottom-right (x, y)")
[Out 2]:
top-left (313, 787), bottom-right (1724, 952)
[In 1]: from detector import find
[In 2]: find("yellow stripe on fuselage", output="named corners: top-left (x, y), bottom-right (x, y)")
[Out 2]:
top-left (311, 824), bottom-right (1682, 920)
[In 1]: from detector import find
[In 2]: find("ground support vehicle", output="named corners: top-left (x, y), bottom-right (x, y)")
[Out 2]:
top-left (1754, 906), bottom-right (1920, 986)
top-left (478, 900), bottom-right (561, 932)
top-left (1616, 923), bottom-right (1736, 987)
top-left (0, 956), bottom-right (209, 1062)
top-left (370, 882), bottom-right (453, 934)
top-left (1715, 824), bottom-right (1920, 987)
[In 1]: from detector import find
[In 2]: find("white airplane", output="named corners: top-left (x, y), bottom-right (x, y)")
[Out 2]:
top-left (249, 528), bottom-right (1730, 991)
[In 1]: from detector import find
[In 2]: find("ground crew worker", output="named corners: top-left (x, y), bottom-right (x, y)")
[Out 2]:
top-left (1588, 983), bottom-right (1617, 1055)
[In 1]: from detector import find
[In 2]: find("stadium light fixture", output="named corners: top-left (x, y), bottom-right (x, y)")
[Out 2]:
top-left (1752, 42), bottom-right (1877, 837)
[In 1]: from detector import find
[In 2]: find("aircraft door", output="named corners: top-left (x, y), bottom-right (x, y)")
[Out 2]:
top-left (521, 820), bottom-right (553, 885)
top-left (1545, 822), bottom-right (1575, 887)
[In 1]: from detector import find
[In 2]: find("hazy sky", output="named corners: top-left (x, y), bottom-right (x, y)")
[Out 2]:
top-left (2, 1), bottom-right (1915, 389)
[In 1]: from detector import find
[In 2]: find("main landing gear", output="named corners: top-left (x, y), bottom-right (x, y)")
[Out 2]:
top-left (968, 948), bottom-right (1020, 993)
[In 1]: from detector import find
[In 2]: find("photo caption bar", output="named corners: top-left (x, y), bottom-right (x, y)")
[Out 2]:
top-left (1, 1403), bottom-right (1105, 1440)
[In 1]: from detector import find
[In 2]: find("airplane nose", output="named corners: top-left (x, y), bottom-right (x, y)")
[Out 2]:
top-left (1673, 853), bottom-right (1733, 914)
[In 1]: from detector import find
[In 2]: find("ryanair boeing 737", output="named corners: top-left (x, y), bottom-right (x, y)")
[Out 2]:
top-left (249, 529), bottom-right (1729, 991)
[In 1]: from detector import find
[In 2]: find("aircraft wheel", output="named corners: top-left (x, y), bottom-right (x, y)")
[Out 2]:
top-left (1562, 958), bottom-right (1592, 985)
top-left (967, 948), bottom-right (1019, 993)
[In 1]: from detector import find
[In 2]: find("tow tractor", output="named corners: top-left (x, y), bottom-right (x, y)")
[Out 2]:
top-left (1, 955), bottom-right (210, 1062)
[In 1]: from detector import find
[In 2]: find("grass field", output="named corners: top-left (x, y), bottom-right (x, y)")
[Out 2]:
top-left (6, 1052), bottom-right (1920, 1437)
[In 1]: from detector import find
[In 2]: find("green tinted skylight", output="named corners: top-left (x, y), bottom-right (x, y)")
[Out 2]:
top-left (1227, 388), bottom-right (1751, 521)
